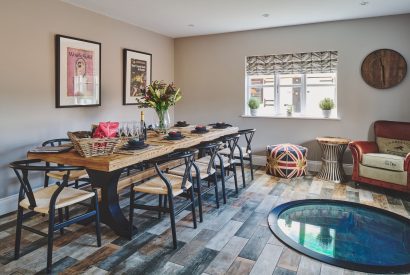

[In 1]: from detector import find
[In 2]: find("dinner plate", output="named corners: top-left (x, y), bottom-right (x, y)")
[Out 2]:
top-left (164, 135), bottom-right (185, 140)
top-left (191, 129), bottom-right (209, 134)
top-left (122, 144), bottom-right (149, 150)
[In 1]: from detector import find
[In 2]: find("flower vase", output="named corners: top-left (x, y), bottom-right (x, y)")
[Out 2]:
top-left (156, 109), bottom-right (170, 134)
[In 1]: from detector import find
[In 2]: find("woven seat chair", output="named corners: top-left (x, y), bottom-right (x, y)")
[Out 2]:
top-left (9, 159), bottom-right (101, 274)
top-left (197, 134), bottom-right (240, 196)
top-left (219, 129), bottom-right (256, 184)
top-left (129, 149), bottom-right (197, 249)
top-left (42, 138), bottom-right (89, 189)
top-left (168, 141), bottom-right (221, 222)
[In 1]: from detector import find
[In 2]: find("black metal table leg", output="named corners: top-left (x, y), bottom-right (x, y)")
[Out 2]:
top-left (86, 169), bottom-right (136, 238)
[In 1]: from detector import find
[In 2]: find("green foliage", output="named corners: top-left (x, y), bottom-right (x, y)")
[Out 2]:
top-left (319, 98), bottom-right (335, 110)
top-left (248, 97), bottom-right (260, 109)
top-left (136, 80), bottom-right (182, 111)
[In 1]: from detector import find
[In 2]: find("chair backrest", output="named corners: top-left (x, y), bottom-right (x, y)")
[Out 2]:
top-left (42, 138), bottom-right (71, 147)
top-left (9, 159), bottom-right (85, 210)
top-left (196, 141), bottom-right (222, 174)
top-left (148, 149), bottom-right (197, 192)
top-left (238, 129), bottom-right (256, 153)
top-left (374, 120), bottom-right (410, 157)
top-left (222, 134), bottom-right (241, 163)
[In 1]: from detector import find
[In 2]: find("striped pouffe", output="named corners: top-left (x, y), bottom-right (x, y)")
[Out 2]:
top-left (266, 144), bottom-right (308, 178)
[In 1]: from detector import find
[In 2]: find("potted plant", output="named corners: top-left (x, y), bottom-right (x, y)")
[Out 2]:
top-left (284, 104), bottom-right (293, 116)
top-left (248, 97), bottom-right (260, 116)
top-left (319, 98), bottom-right (335, 118)
top-left (136, 80), bottom-right (182, 133)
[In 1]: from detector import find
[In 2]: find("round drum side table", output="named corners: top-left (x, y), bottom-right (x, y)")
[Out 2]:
top-left (316, 137), bottom-right (351, 183)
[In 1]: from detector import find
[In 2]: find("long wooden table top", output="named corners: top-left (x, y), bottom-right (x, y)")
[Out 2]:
top-left (27, 126), bottom-right (238, 172)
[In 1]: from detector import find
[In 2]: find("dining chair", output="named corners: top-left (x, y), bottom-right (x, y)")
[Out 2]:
top-left (42, 138), bottom-right (89, 189)
top-left (219, 129), bottom-right (256, 184)
top-left (9, 159), bottom-right (101, 274)
top-left (197, 134), bottom-right (240, 195)
top-left (167, 141), bottom-right (221, 222)
top-left (128, 149), bottom-right (197, 249)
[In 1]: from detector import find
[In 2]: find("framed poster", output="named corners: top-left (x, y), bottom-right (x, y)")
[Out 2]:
top-left (123, 49), bottom-right (152, 105)
top-left (55, 35), bottom-right (101, 108)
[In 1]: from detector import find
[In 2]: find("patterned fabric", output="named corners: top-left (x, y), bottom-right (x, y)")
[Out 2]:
top-left (246, 51), bottom-right (338, 75)
top-left (376, 137), bottom-right (410, 157)
top-left (266, 144), bottom-right (308, 178)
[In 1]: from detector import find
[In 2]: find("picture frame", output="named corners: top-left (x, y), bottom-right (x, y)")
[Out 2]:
top-left (123, 48), bottom-right (152, 105)
top-left (55, 34), bottom-right (101, 108)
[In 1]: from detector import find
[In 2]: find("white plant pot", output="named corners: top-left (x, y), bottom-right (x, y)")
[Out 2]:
top-left (322, 109), bottom-right (332, 118)
top-left (250, 109), bottom-right (258, 116)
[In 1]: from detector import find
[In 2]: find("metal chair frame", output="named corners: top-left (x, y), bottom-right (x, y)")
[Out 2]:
top-left (42, 138), bottom-right (90, 189)
top-left (235, 129), bottom-right (256, 184)
top-left (192, 141), bottom-right (222, 222)
top-left (129, 150), bottom-right (197, 249)
top-left (9, 159), bottom-right (101, 274)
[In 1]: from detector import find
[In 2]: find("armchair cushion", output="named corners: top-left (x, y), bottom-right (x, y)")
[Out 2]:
top-left (349, 141), bottom-right (379, 162)
top-left (376, 137), bottom-right (410, 157)
top-left (362, 153), bottom-right (405, 172)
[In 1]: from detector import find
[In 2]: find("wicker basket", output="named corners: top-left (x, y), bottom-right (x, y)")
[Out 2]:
top-left (68, 132), bottom-right (127, 158)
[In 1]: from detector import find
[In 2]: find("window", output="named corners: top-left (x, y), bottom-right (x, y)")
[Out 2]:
top-left (246, 51), bottom-right (338, 118)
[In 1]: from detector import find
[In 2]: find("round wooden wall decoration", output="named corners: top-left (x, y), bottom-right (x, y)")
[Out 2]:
top-left (361, 49), bottom-right (407, 89)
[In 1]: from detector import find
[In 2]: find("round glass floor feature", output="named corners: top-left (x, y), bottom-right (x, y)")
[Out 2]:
top-left (268, 199), bottom-right (410, 273)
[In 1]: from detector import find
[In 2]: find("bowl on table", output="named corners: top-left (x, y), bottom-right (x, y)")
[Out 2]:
top-left (122, 138), bottom-right (149, 150)
top-left (191, 125), bottom-right (209, 134)
top-left (165, 131), bottom-right (185, 140)
top-left (211, 122), bottom-right (232, 129)
top-left (174, 121), bottom-right (189, 127)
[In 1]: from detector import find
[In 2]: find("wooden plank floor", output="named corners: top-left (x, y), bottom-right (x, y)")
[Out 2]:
top-left (1, 167), bottom-right (410, 275)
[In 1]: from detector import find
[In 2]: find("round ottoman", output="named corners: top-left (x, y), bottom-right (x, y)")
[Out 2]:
top-left (266, 144), bottom-right (308, 178)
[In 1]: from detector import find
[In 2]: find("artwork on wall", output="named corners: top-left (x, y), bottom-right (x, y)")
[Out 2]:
top-left (123, 49), bottom-right (152, 105)
top-left (361, 49), bottom-right (407, 89)
top-left (55, 35), bottom-right (101, 108)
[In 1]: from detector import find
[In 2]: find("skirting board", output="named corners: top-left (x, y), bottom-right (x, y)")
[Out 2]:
top-left (252, 155), bottom-right (353, 175)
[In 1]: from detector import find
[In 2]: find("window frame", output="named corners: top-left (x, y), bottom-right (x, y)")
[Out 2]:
top-left (245, 72), bottom-right (337, 118)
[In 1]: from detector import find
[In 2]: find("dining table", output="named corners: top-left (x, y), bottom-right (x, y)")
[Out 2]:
top-left (27, 125), bottom-right (238, 238)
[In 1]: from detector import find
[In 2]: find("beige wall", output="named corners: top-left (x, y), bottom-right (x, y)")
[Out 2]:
top-left (175, 15), bottom-right (410, 163)
top-left (0, 0), bottom-right (174, 199)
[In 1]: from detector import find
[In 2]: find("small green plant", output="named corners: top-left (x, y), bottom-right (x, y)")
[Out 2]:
top-left (319, 98), bottom-right (335, 110)
top-left (248, 97), bottom-right (260, 109)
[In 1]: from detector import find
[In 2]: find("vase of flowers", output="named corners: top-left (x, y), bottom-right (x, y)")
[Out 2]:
top-left (136, 80), bottom-right (182, 133)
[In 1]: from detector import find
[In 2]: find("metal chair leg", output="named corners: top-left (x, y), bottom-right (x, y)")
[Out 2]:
top-left (129, 187), bottom-right (135, 240)
top-left (189, 189), bottom-right (197, 229)
top-left (214, 173), bottom-right (220, 209)
top-left (168, 194), bottom-right (177, 249)
top-left (94, 190), bottom-right (102, 247)
top-left (158, 195), bottom-right (163, 219)
top-left (14, 206), bottom-right (24, 260)
top-left (47, 209), bottom-right (55, 274)
top-left (249, 153), bottom-right (254, 180)
top-left (58, 209), bottom-right (64, 235)
top-left (196, 177), bottom-right (203, 222)
top-left (64, 207), bottom-right (70, 221)
top-left (240, 158), bottom-right (246, 188)
top-left (232, 164), bottom-right (239, 193)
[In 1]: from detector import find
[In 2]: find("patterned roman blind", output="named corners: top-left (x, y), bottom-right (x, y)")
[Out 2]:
top-left (246, 51), bottom-right (338, 75)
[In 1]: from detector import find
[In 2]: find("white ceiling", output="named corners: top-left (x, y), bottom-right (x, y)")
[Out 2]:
top-left (62, 0), bottom-right (410, 38)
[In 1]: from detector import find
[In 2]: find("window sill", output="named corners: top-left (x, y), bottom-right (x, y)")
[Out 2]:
top-left (241, 114), bottom-right (341, 120)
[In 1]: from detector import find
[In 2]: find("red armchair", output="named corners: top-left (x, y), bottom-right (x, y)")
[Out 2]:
top-left (349, 120), bottom-right (410, 193)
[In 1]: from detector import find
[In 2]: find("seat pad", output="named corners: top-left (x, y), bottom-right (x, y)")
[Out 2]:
top-left (362, 153), bottom-right (404, 172)
top-left (19, 185), bottom-right (95, 214)
top-left (219, 147), bottom-right (250, 157)
top-left (47, 170), bottom-right (88, 181)
top-left (133, 174), bottom-right (192, 196)
top-left (167, 162), bottom-right (215, 179)
top-left (196, 155), bottom-right (237, 167)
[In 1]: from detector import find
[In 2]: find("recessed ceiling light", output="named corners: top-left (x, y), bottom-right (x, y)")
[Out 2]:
top-left (360, 1), bottom-right (369, 5)
top-left (187, 24), bottom-right (195, 27)
top-left (262, 13), bottom-right (270, 18)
